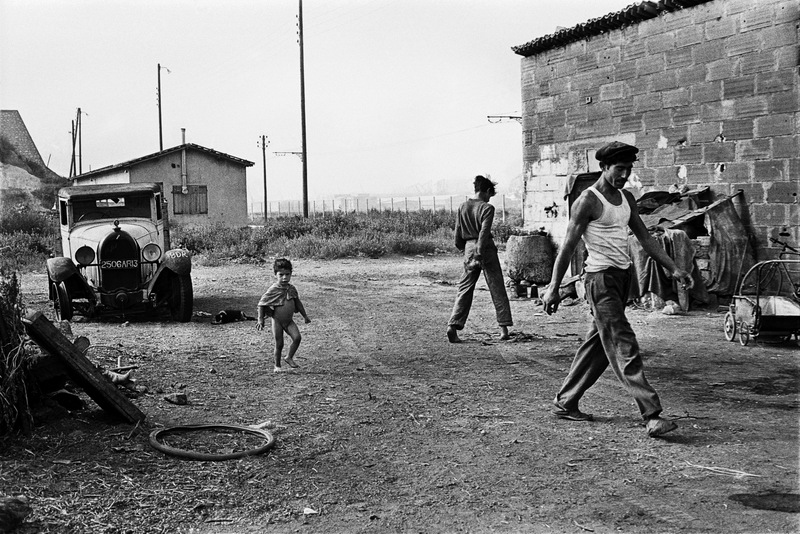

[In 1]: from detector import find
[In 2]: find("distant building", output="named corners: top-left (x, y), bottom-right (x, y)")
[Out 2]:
top-left (73, 140), bottom-right (254, 227)
top-left (513, 0), bottom-right (798, 260)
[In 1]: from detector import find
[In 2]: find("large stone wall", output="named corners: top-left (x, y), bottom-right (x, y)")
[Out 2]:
top-left (520, 0), bottom-right (799, 259)
top-left (0, 110), bottom-right (45, 166)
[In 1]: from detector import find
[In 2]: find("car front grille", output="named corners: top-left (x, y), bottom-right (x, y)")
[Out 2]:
top-left (99, 232), bottom-right (141, 291)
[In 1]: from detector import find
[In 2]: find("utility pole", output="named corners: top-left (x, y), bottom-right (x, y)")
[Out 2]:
top-left (259, 135), bottom-right (269, 223)
top-left (76, 108), bottom-right (83, 175)
top-left (298, 0), bottom-right (309, 217)
top-left (158, 64), bottom-right (163, 150)
top-left (69, 120), bottom-right (76, 178)
top-left (157, 64), bottom-right (170, 151)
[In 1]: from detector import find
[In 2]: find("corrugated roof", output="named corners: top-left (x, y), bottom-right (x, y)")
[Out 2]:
top-left (512, 0), bottom-right (714, 57)
top-left (76, 143), bottom-right (254, 178)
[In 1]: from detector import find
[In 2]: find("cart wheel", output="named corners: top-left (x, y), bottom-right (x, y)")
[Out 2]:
top-left (723, 312), bottom-right (736, 342)
top-left (739, 329), bottom-right (750, 346)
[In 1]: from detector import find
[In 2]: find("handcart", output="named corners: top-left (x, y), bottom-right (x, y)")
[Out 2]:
top-left (723, 258), bottom-right (800, 346)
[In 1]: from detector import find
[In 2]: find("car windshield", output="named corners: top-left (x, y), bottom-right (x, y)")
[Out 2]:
top-left (73, 194), bottom-right (152, 222)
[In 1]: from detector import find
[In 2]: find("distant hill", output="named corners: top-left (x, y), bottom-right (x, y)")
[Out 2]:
top-left (0, 111), bottom-right (68, 211)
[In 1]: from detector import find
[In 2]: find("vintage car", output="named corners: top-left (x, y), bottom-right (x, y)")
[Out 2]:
top-left (47, 183), bottom-right (193, 322)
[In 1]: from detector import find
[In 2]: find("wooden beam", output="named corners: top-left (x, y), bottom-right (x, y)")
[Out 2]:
top-left (22, 312), bottom-right (145, 424)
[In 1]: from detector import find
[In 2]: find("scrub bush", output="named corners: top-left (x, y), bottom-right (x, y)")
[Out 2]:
top-left (172, 210), bottom-right (472, 261)
top-left (0, 270), bottom-right (33, 435)
top-left (0, 208), bottom-right (56, 272)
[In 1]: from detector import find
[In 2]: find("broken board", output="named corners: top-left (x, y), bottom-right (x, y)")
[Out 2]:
top-left (22, 311), bottom-right (145, 424)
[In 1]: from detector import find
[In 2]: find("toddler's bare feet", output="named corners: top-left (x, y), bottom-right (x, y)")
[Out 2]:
top-left (284, 357), bottom-right (299, 368)
top-left (447, 326), bottom-right (461, 343)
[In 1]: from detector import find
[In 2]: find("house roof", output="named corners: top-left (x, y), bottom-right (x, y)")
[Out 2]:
top-left (76, 143), bottom-right (254, 178)
top-left (512, 0), bottom-right (714, 57)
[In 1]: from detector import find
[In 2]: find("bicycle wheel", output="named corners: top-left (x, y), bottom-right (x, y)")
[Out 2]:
top-left (723, 312), bottom-right (736, 342)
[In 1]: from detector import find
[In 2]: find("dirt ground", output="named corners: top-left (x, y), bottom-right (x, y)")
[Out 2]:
top-left (3, 253), bottom-right (800, 533)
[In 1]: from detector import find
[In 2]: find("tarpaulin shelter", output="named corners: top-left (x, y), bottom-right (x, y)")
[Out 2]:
top-left (631, 188), bottom-right (754, 301)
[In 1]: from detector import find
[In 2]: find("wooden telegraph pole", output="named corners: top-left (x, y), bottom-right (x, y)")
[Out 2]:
top-left (158, 64), bottom-right (163, 151)
top-left (157, 64), bottom-right (170, 151)
top-left (259, 135), bottom-right (269, 223)
top-left (299, 0), bottom-right (309, 217)
top-left (77, 108), bottom-right (82, 175)
top-left (69, 120), bottom-right (76, 178)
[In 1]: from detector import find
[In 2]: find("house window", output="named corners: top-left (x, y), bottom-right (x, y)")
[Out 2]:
top-left (172, 185), bottom-right (208, 214)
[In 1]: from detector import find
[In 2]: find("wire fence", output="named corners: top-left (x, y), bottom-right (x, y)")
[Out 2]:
top-left (249, 195), bottom-right (522, 223)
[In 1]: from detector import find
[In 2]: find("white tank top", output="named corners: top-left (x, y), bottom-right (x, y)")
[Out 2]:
top-left (582, 186), bottom-right (632, 272)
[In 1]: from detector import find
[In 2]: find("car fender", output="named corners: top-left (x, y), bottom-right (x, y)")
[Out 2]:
top-left (163, 249), bottom-right (192, 276)
top-left (148, 249), bottom-right (192, 294)
top-left (46, 257), bottom-right (79, 284)
top-left (46, 257), bottom-right (96, 300)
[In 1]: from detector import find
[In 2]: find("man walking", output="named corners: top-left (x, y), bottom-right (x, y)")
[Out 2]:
top-left (541, 141), bottom-right (692, 437)
top-left (447, 175), bottom-right (513, 343)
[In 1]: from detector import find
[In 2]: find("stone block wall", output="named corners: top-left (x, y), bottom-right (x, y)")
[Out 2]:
top-left (519, 0), bottom-right (799, 259)
top-left (1, 110), bottom-right (45, 166)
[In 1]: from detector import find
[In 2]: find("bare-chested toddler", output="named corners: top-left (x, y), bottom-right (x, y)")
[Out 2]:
top-left (256, 258), bottom-right (311, 372)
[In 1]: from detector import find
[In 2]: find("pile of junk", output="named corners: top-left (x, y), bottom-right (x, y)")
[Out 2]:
top-left (628, 186), bottom-right (754, 312)
top-left (504, 186), bottom-right (761, 314)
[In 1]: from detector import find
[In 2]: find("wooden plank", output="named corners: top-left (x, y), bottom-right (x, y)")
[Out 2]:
top-left (667, 190), bottom-right (742, 228)
top-left (22, 311), bottom-right (145, 424)
top-left (678, 286), bottom-right (690, 312)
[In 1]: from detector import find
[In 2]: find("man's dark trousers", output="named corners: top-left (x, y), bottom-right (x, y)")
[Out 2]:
top-left (555, 266), bottom-right (662, 419)
top-left (448, 240), bottom-right (512, 331)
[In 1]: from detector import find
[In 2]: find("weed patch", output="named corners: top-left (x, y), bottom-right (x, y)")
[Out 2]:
top-left (171, 211), bottom-right (489, 261)
top-left (2, 209), bottom-right (517, 268)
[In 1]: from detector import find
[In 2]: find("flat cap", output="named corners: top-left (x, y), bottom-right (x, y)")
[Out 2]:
top-left (595, 141), bottom-right (639, 163)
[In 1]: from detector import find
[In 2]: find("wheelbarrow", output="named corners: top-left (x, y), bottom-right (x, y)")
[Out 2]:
top-left (723, 259), bottom-right (800, 346)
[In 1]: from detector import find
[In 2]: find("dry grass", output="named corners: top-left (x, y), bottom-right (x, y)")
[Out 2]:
top-left (1, 418), bottom-right (288, 533)
top-left (0, 271), bottom-right (33, 435)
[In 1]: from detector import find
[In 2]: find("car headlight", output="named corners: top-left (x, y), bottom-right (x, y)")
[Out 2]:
top-left (142, 243), bottom-right (162, 262)
top-left (75, 246), bottom-right (95, 266)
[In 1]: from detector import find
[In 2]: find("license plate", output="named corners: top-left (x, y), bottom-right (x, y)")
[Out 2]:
top-left (101, 259), bottom-right (139, 269)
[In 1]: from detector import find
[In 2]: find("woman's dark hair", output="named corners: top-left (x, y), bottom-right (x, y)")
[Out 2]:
top-left (273, 257), bottom-right (293, 273)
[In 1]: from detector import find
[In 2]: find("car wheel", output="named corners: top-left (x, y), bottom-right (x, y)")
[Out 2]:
top-left (53, 282), bottom-right (73, 321)
top-left (169, 274), bottom-right (193, 322)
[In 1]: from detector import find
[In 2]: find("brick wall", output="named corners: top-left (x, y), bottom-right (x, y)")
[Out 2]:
top-left (520, 0), bottom-right (799, 259)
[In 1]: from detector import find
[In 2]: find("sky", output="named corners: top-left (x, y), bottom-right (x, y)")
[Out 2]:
top-left (1, 0), bottom-right (634, 206)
